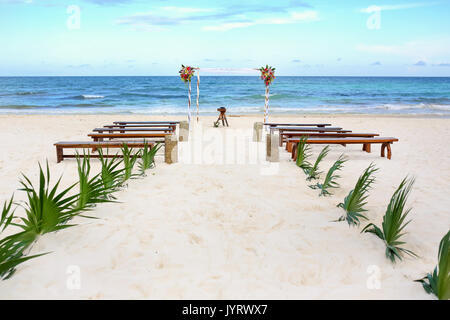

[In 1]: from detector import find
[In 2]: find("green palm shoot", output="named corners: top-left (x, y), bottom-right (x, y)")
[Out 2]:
top-left (415, 230), bottom-right (450, 300)
top-left (310, 154), bottom-right (347, 196)
top-left (337, 163), bottom-right (378, 226)
top-left (75, 153), bottom-right (113, 210)
top-left (295, 136), bottom-right (312, 174)
top-left (362, 176), bottom-right (417, 263)
top-left (138, 142), bottom-right (161, 175)
top-left (98, 149), bottom-right (124, 198)
top-left (15, 162), bottom-right (82, 237)
top-left (121, 144), bottom-right (140, 183)
top-left (306, 145), bottom-right (330, 181)
top-left (0, 196), bottom-right (47, 280)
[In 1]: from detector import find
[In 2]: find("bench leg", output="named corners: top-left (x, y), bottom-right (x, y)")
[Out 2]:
top-left (56, 146), bottom-right (64, 163)
top-left (363, 143), bottom-right (371, 153)
top-left (387, 143), bottom-right (392, 160)
top-left (279, 133), bottom-right (283, 147)
top-left (291, 143), bottom-right (298, 160)
top-left (381, 143), bottom-right (386, 158)
top-left (286, 141), bottom-right (293, 152)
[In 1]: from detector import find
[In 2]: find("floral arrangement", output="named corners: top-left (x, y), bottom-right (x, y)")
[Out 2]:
top-left (179, 65), bottom-right (196, 83)
top-left (259, 65), bottom-right (276, 86)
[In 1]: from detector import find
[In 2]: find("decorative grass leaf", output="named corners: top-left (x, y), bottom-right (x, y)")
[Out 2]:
top-left (362, 176), bottom-right (417, 263)
top-left (98, 148), bottom-right (124, 199)
top-left (415, 231), bottom-right (450, 300)
top-left (121, 144), bottom-right (140, 184)
top-left (306, 145), bottom-right (330, 181)
top-left (0, 199), bottom-right (47, 280)
top-left (295, 136), bottom-right (312, 174)
top-left (337, 163), bottom-right (378, 226)
top-left (15, 161), bottom-right (83, 237)
top-left (138, 141), bottom-right (161, 176)
top-left (75, 152), bottom-right (114, 210)
top-left (1, 195), bottom-right (15, 232)
top-left (310, 154), bottom-right (347, 196)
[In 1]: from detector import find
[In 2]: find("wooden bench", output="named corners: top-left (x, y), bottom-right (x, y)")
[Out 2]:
top-left (104, 124), bottom-right (177, 130)
top-left (113, 121), bottom-right (180, 125)
top-left (93, 127), bottom-right (174, 134)
top-left (54, 141), bottom-right (156, 163)
top-left (264, 123), bottom-right (332, 128)
top-left (290, 137), bottom-right (399, 160)
top-left (284, 133), bottom-right (380, 152)
top-left (88, 132), bottom-right (171, 141)
top-left (273, 126), bottom-right (351, 146)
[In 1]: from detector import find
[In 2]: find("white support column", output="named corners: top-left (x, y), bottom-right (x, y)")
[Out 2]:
top-left (196, 71), bottom-right (200, 122)
top-left (188, 81), bottom-right (192, 124)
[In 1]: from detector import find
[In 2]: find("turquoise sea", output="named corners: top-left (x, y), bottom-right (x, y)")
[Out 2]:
top-left (0, 76), bottom-right (449, 115)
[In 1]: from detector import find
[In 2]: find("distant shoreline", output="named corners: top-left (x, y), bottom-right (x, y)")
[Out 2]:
top-left (1, 113), bottom-right (449, 119)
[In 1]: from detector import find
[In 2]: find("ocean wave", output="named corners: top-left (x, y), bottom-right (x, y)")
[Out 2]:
top-left (0, 105), bottom-right (42, 109)
top-left (0, 91), bottom-right (47, 97)
top-left (374, 103), bottom-right (450, 112)
top-left (70, 94), bottom-right (105, 100)
top-left (116, 92), bottom-right (185, 99)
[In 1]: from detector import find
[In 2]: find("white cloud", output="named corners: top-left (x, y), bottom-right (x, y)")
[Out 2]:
top-left (161, 7), bottom-right (214, 14)
top-left (356, 37), bottom-right (450, 62)
top-left (203, 10), bottom-right (319, 31)
top-left (204, 22), bottom-right (255, 31)
top-left (360, 2), bottom-right (440, 13)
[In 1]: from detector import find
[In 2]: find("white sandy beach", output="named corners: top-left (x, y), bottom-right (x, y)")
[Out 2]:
top-left (0, 114), bottom-right (449, 299)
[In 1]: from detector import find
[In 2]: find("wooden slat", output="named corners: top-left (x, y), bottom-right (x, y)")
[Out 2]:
top-left (113, 121), bottom-right (180, 124)
top-left (55, 140), bottom-right (158, 148)
top-left (301, 137), bottom-right (398, 143)
top-left (264, 123), bottom-right (332, 127)
top-left (93, 127), bottom-right (173, 132)
top-left (284, 132), bottom-right (379, 138)
top-left (275, 126), bottom-right (343, 131)
top-left (88, 133), bottom-right (170, 138)
top-left (104, 124), bottom-right (176, 128)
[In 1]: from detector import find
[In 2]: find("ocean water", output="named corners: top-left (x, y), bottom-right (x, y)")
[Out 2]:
top-left (0, 76), bottom-right (449, 116)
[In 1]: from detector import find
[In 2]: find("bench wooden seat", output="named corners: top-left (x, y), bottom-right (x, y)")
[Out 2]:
top-left (273, 126), bottom-right (351, 146)
top-left (264, 123), bottom-right (332, 127)
top-left (88, 133), bottom-right (170, 141)
top-left (273, 126), bottom-right (344, 131)
top-left (104, 124), bottom-right (177, 129)
top-left (290, 137), bottom-right (399, 160)
top-left (93, 127), bottom-right (174, 133)
top-left (284, 133), bottom-right (380, 151)
top-left (113, 121), bottom-right (180, 125)
top-left (54, 141), bottom-right (157, 163)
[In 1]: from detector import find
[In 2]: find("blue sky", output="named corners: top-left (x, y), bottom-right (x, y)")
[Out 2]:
top-left (1, 0), bottom-right (450, 76)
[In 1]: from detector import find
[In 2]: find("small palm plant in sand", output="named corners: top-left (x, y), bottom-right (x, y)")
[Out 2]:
top-left (362, 176), bottom-right (417, 263)
top-left (295, 136), bottom-right (312, 174)
top-left (75, 153), bottom-right (113, 210)
top-left (306, 146), bottom-right (330, 181)
top-left (121, 144), bottom-right (140, 183)
top-left (337, 163), bottom-right (378, 226)
top-left (138, 142), bottom-right (161, 176)
top-left (15, 162), bottom-right (82, 237)
top-left (415, 231), bottom-right (450, 300)
top-left (310, 155), bottom-right (347, 196)
top-left (98, 149), bottom-right (124, 198)
top-left (0, 196), bottom-right (47, 280)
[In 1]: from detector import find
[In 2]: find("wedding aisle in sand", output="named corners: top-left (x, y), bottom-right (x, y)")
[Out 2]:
top-left (0, 115), bottom-right (449, 299)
